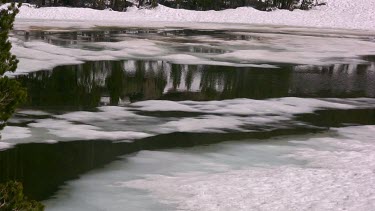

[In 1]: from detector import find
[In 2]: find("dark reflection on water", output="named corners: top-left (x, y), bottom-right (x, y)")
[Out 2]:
top-left (15, 60), bottom-right (375, 109)
top-left (291, 63), bottom-right (375, 98)
top-left (297, 109), bottom-right (375, 127)
top-left (15, 61), bottom-right (291, 109)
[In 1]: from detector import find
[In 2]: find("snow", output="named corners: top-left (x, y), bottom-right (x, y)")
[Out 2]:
top-left (125, 168), bottom-right (375, 210)
top-left (44, 125), bottom-right (375, 211)
top-left (159, 115), bottom-right (245, 133)
top-left (4, 97), bottom-right (372, 143)
top-left (121, 126), bottom-right (375, 211)
top-left (28, 119), bottom-right (152, 141)
top-left (14, 0), bottom-right (375, 31)
top-left (1, 126), bottom-right (31, 140)
top-left (58, 106), bottom-right (138, 122)
top-left (131, 97), bottom-right (361, 115)
top-left (0, 141), bottom-right (13, 150)
top-left (45, 139), bottom-right (58, 144)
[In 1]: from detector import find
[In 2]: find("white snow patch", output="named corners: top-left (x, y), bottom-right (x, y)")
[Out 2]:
top-left (58, 106), bottom-right (138, 122)
top-left (159, 115), bottom-right (245, 133)
top-left (17, 97), bottom-right (375, 141)
top-left (29, 119), bottom-right (151, 140)
top-left (45, 139), bottom-right (58, 144)
top-left (124, 167), bottom-right (375, 211)
top-left (1, 126), bottom-right (31, 140)
top-left (132, 97), bottom-right (358, 115)
top-left (122, 125), bottom-right (375, 211)
top-left (0, 141), bottom-right (13, 150)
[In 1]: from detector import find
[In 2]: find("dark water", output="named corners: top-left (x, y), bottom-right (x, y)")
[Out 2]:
top-left (1, 28), bottom-right (375, 202)
top-left (15, 59), bottom-right (375, 110)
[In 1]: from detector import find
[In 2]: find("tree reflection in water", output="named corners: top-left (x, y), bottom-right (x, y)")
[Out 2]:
top-left (16, 60), bottom-right (292, 109)
top-left (15, 58), bottom-right (375, 110)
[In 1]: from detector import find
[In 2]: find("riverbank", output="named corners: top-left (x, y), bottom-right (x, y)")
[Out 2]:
top-left (13, 0), bottom-right (375, 31)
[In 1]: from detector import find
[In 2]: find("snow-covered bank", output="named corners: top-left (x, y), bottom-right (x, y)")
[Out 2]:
top-left (15, 0), bottom-right (375, 31)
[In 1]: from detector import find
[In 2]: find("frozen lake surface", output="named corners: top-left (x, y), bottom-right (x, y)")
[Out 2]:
top-left (1, 25), bottom-right (375, 210)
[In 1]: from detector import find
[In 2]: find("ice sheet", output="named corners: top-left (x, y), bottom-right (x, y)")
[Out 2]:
top-left (131, 97), bottom-right (358, 115)
top-left (0, 141), bottom-right (13, 150)
top-left (6, 97), bottom-right (375, 143)
top-left (29, 119), bottom-right (152, 141)
top-left (44, 125), bottom-right (375, 211)
top-left (1, 126), bottom-right (31, 140)
top-left (121, 126), bottom-right (375, 211)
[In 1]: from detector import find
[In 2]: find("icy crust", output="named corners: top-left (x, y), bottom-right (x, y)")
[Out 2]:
top-left (121, 126), bottom-right (375, 211)
top-left (15, 0), bottom-right (375, 31)
top-left (4, 97), bottom-right (375, 144)
top-left (9, 28), bottom-right (375, 75)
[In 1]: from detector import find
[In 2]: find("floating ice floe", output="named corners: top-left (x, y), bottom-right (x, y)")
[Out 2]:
top-left (0, 141), bottom-right (13, 151)
top-left (3, 97), bottom-right (375, 144)
top-left (1, 126), bottom-right (31, 140)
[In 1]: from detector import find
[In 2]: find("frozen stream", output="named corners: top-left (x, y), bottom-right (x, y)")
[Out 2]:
top-left (1, 24), bottom-right (375, 210)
